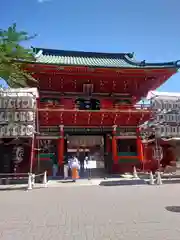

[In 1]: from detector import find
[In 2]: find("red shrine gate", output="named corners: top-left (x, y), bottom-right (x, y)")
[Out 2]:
top-left (24, 48), bottom-right (179, 175)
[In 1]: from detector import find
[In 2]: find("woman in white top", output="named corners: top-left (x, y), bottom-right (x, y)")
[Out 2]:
top-left (69, 156), bottom-right (80, 182)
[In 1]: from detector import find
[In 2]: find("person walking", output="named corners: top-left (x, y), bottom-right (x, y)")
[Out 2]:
top-left (51, 153), bottom-right (58, 178)
top-left (85, 156), bottom-right (91, 180)
top-left (63, 159), bottom-right (69, 179)
top-left (79, 152), bottom-right (85, 177)
top-left (69, 155), bottom-right (80, 182)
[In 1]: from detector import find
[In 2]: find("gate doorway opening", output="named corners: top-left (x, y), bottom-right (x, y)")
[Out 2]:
top-left (66, 135), bottom-right (106, 178)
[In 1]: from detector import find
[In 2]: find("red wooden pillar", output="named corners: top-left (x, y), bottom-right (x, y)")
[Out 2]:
top-left (136, 128), bottom-right (144, 162)
top-left (58, 125), bottom-right (64, 166)
top-left (106, 134), bottom-right (111, 152)
top-left (112, 125), bottom-right (118, 164)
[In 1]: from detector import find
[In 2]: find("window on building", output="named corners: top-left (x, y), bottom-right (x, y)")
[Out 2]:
top-left (40, 98), bottom-right (60, 105)
top-left (117, 139), bottom-right (137, 154)
top-left (75, 98), bottom-right (100, 110)
top-left (113, 99), bottom-right (132, 106)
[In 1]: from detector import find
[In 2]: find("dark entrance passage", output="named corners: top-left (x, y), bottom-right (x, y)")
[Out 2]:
top-left (66, 135), bottom-right (105, 178)
top-left (64, 127), bottom-right (113, 178)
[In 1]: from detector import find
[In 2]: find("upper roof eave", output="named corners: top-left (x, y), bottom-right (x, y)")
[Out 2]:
top-left (25, 60), bottom-right (180, 70)
top-left (31, 47), bottom-right (180, 69)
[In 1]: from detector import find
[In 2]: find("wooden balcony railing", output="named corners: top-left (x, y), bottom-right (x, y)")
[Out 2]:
top-left (39, 102), bottom-right (151, 112)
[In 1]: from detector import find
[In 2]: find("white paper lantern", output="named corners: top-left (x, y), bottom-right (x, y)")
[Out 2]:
top-left (8, 98), bottom-right (16, 108)
top-left (21, 97), bottom-right (35, 109)
top-left (21, 97), bottom-right (31, 109)
top-left (6, 125), bottom-right (12, 136)
top-left (19, 125), bottom-right (26, 136)
top-left (13, 146), bottom-right (24, 164)
top-left (12, 125), bottom-right (19, 136)
top-left (0, 126), bottom-right (6, 137)
top-left (0, 112), bottom-right (5, 122)
top-left (14, 112), bottom-right (20, 122)
top-left (20, 112), bottom-right (27, 122)
top-left (26, 125), bottom-right (34, 136)
top-left (0, 127), bottom-right (3, 137)
top-left (26, 112), bottom-right (34, 122)
top-left (6, 112), bottom-right (13, 122)
top-left (152, 146), bottom-right (163, 161)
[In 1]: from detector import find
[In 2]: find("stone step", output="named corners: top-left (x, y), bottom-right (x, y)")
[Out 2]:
top-left (139, 173), bottom-right (180, 180)
top-left (99, 179), bottom-right (147, 186)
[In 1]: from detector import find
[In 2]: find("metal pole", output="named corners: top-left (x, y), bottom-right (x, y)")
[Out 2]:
top-left (36, 100), bottom-right (40, 173)
top-left (30, 95), bottom-right (38, 174)
top-left (29, 134), bottom-right (35, 174)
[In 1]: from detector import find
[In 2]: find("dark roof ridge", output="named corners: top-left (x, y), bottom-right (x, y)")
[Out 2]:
top-left (32, 47), bottom-right (134, 59)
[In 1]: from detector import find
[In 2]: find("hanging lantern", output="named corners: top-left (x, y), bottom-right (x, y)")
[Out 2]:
top-left (13, 145), bottom-right (24, 164)
top-left (26, 112), bottom-right (34, 122)
top-left (5, 98), bottom-right (16, 109)
top-left (19, 125), bottom-right (26, 136)
top-left (26, 125), bottom-right (34, 136)
top-left (152, 146), bottom-right (163, 161)
top-left (12, 125), bottom-right (19, 137)
top-left (19, 112), bottom-right (27, 122)
top-left (21, 97), bottom-right (35, 109)
top-left (6, 125), bottom-right (11, 136)
top-left (14, 112), bottom-right (20, 122)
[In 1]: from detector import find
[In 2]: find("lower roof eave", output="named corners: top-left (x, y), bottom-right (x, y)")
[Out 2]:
top-left (26, 61), bottom-right (180, 71)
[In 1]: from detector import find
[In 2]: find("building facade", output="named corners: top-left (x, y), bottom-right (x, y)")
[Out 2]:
top-left (140, 91), bottom-right (180, 172)
top-left (11, 48), bottom-right (180, 175)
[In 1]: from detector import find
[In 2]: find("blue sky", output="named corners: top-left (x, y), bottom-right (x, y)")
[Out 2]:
top-left (1, 0), bottom-right (180, 92)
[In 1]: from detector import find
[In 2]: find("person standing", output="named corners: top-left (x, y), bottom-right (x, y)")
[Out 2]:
top-left (69, 155), bottom-right (80, 182)
top-left (63, 158), bottom-right (69, 179)
top-left (85, 155), bottom-right (91, 180)
top-left (79, 151), bottom-right (85, 177)
top-left (52, 153), bottom-right (58, 178)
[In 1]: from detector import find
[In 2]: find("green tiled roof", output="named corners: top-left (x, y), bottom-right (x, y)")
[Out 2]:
top-left (33, 47), bottom-right (180, 69)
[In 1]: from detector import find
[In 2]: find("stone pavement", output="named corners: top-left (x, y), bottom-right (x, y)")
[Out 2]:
top-left (0, 184), bottom-right (180, 239)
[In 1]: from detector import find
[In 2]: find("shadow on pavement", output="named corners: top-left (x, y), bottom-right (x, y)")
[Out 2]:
top-left (0, 186), bottom-right (27, 191)
top-left (60, 180), bottom-right (75, 183)
top-left (0, 186), bottom-right (43, 191)
top-left (165, 206), bottom-right (180, 213)
top-left (99, 179), bottom-right (147, 186)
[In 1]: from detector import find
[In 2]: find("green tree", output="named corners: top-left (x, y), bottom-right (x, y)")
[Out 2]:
top-left (0, 23), bottom-right (37, 87)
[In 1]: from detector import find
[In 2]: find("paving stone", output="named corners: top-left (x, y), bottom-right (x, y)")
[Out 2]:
top-left (0, 184), bottom-right (180, 239)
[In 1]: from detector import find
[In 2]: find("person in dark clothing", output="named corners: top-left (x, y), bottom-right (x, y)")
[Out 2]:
top-left (51, 153), bottom-right (58, 177)
top-left (84, 155), bottom-right (92, 180)
top-left (79, 151), bottom-right (85, 176)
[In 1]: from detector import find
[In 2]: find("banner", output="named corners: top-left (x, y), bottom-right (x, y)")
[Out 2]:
top-left (0, 97), bottom-right (36, 109)
top-left (0, 124), bottom-right (35, 137)
top-left (0, 111), bottom-right (35, 123)
top-left (0, 88), bottom-right (38, 138)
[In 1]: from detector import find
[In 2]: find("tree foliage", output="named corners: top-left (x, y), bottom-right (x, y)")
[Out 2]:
top-left (0, 23), bottom-right (37, 87)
